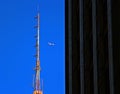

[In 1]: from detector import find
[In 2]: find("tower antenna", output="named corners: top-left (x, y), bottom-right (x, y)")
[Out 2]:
top-left (33, 4), bottom-right (43, 94)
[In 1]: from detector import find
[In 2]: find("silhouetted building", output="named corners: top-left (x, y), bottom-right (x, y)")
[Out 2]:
top-left (65, 0), bottom-right (120, 94)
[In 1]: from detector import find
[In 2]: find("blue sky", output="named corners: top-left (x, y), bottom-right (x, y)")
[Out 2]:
top-left (0, 0), bottom-right (65, 94)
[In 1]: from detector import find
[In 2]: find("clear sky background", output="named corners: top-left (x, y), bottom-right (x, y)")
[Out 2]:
top-left (0, 0), bottom-right (65, 94)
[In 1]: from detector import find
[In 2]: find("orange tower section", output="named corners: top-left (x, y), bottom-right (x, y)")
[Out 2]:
top-left (33, 12), bottom-right (43, 94)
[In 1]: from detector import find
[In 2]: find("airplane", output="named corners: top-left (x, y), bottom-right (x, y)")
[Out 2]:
top-left (48, 42), bottom-right (55, 46)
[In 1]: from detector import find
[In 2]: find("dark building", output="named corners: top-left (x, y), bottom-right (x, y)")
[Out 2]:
top-left (65, 0), bottom-right (120, 94)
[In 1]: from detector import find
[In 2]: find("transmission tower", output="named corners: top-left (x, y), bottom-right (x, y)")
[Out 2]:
top-left (33, 11), bottom-right (43, 94)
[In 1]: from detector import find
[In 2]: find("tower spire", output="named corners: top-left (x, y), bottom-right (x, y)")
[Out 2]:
top-left (36, 3), bottom-right (40, 62)
top-left (33, 8), bottom-right (43, 94)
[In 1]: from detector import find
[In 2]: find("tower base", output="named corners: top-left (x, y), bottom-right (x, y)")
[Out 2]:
top-left (33, 90), bottom-right (42, 94)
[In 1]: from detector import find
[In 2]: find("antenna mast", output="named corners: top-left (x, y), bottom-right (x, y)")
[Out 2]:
top-left (33, 7), bottom-right (43, 94)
